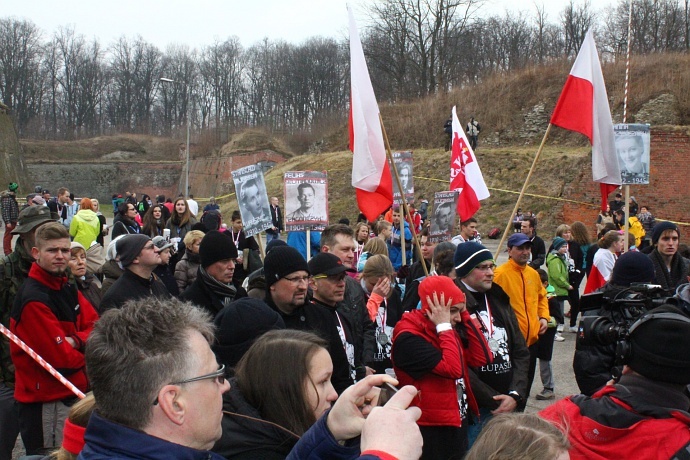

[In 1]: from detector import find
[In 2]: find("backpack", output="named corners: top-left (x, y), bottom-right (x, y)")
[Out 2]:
top-left (488, 227), bottom-right (501, 239)
top-left (201, 209), bottom-right (222, 232)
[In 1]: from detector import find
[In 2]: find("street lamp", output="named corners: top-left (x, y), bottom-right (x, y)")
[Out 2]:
top-left (159, 77), bottom-right (190, 197)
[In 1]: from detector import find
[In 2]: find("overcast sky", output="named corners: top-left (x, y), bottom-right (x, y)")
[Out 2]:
top-left (4, 0), bottom-right (617, 50)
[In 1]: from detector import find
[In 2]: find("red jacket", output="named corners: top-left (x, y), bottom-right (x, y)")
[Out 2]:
top-left (10, 263), bottom-right (99, 403)
top-left (540, 379), bottom-right (690, 459)
top-left (392, 309), bottom-right (492, 427)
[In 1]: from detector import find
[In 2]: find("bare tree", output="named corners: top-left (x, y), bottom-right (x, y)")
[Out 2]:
top-left (561, 0), bottom-right (595, 57)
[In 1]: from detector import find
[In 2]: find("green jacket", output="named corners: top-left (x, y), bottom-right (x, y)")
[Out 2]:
top-left (70, 209), bottom-right (100, 248)
top-left (0, 241), bottom-right (33, 387)
top-left (546, 252), bottom-right (570, 297)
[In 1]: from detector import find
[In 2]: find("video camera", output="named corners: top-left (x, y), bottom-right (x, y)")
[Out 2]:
top-left (577, 283), bottom-right (674, 347)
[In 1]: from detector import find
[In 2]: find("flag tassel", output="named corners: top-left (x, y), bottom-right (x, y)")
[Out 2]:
top-left (494, 123), bottom-right (553, 260)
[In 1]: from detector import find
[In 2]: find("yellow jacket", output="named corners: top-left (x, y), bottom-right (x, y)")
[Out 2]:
top-left (493, 258), bottom-right (550, 347)
top-left (628, 217), bottom-right (645, 247)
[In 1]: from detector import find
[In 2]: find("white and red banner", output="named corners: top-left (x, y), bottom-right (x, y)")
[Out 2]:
top-left (450, 106), bottom-right (489, 221)
top-left (348, 7), bottom-right (393, 222)
top-left (550, 28), bottom-right (621, 210)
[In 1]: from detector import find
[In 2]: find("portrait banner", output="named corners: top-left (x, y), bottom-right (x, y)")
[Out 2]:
top-left (389, 151), bottom-right (414, 204)
top-left (614, 123), bottom-right (650, 185)
top-left (429, 191), bottom-right (458, 243)
top-left (231, 165), bottom-right (273, 237)
top-left (284, 171), bottom-right (329, 232)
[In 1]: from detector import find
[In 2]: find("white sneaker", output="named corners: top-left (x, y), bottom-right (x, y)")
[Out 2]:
top-left (556, 324), bottom-right (564, 332)
top-left (569, 326), bottom-right (578, 333)
top-left (554, 333), bottom-right (565, 342)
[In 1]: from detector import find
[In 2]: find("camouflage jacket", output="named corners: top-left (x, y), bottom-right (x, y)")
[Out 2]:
top-left (0, 241), bottom-right (32, 387)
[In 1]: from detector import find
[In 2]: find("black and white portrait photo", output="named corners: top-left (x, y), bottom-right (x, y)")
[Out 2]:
top-left (284, 171), bottom-right (329, 231)
top-left (429, 191), bottom-right (457, 243)
top-left (232, 165), bottom-right (273, 237)
top-left (390, 151), bottom-right (414, 204)
top-left (614, 123), bottom-right (650, 185)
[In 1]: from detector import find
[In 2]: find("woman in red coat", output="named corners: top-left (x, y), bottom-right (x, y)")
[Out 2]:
top-left (392, 275), bottom-right (492, 460)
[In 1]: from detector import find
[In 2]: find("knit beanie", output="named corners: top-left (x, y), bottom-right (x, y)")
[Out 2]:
top-left (610, 251), bottom-right (655, 286)
top-left (116, 234), bottom-right (151, 268)
top-left (651, 221), bottom-right (679, 245)
top-left (213, 298), bottom-right (285, 368)
top-left (628, 305), bottom-right (690, 385)
top-left (264, 246), bottom-right (309, 289)
top-left (552, 237), bottom-right (567, 251)
top-left (418, 276), bottom-right (466, 312)
top-left (453, 242), bottom-right (493, 279)
top-left (199, 230), bottom-right (238, 268)
top-left (266, 238), bottom-right (288, 253)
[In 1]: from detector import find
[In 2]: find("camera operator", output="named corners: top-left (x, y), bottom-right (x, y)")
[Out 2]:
top-left (542, 304), bottom-right (690, 459)
top-left (573, 251), bottom-right (656, 396)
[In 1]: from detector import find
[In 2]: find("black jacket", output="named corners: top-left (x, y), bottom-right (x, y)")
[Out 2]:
top-left (99, 269), bottom-right (171, 312)
top-left (267, 296), bottom-right (357, 395)
top-left (336, 276), bottom-right (376, 380)
top-left (213, 380), bottom-right (298, 460)
top-left (459, 282), bottom-right (531, 407)
top-left (529, 235), bottom-right (546, 269)
top-left (181, 273), bottom-right (247, 318)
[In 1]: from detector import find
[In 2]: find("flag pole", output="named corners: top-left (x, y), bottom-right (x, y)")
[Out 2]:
top-left (379, 114), bottom-right (427, 276)
top-left (620, 0), bottom-right (634, 253)
top-left (494, 123), bottom-right (553, 260)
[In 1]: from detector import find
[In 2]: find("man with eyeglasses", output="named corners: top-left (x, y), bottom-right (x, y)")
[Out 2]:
top-left (100, 234), bottom-right (171, 312)
top-left (263, 247), bottom-right (355, 394)
top-left (493, 233), bottom-right (550, 411)
top-left (453, 242), bottom-right (530, 443)
top-left (9, 222), bottom-right (98, 454)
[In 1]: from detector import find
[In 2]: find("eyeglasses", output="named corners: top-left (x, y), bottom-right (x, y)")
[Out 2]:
top-left (475, 263), bottom-right (496, 272)
top-left (313, 273), bottom-right (347, 283)
top-left (153, 364), bottom-right (226, 405)
top-left (283, 275), bottom-right (310, 285)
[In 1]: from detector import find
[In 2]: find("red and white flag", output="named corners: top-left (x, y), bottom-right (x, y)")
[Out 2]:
top-left (348, 7), bottom-right (393, 222)
top-left (450, 106), bottom-right (489, 220)
top-left (550, 29), bottom-right (621, 211)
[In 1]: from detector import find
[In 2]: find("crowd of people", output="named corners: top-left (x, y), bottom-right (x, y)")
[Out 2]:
top-left (0, 182), bottom-right (689, 460)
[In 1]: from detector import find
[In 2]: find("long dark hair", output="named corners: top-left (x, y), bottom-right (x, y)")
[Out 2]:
top-left (170, 197), bottom-right (192, 228)
top-left (142, 205), bottom-right (165, 237)
top-left (234, 330), bottom-right (328, 436)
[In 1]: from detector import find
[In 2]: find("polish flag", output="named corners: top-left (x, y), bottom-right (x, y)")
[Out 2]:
top-left (550, 29), bottom-right (621, 211)
top-left (449, 106), bottom-right (489, 220)
top-left (348, 7), bottom-right (393, 222)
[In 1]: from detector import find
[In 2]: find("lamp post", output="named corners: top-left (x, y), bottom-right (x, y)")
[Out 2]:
top-left (160, 77), bottom-right (190, 197)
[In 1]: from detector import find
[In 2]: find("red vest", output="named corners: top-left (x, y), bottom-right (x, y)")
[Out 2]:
top-left (392, 309), bottom-right (491, 427)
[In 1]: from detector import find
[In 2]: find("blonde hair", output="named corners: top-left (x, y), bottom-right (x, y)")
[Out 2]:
top-left (362, 254), bottom-right (395, 280)
top-left (49, 392), bottom-right (96, 460)
top-left (362, 238), bottom-right (388, 257)
top-left (183, 230), bottom-right (205, 248)
top-left (465, 413), bottom-right (569, 460)
top-left (555, 224), bottom-right (570, 238)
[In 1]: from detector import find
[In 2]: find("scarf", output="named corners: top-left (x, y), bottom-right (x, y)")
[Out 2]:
top-left (649, 250), bottom-right (686, 292)
top-left (199, 266), bottom-right (238, 308)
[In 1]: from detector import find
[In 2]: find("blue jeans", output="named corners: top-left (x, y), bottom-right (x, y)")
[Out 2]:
top-left (266, 231), bottom-right (280, 243)
top-left (467, 406), bottom-right (494, 448)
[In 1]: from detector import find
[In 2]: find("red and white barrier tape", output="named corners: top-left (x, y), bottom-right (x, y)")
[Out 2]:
top-left (0, 323), bottom-right (85, 399)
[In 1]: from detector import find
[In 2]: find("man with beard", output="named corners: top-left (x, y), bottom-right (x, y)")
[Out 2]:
top-left (453, 242), bottom-right (530, 442)
top-left (10, 222), bottom-right (98, 454)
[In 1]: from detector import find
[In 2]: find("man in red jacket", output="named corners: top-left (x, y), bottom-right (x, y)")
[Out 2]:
top-left (10, 222), bottom-right (98, 454)
top-left (392, 275), bottom-right (492, 460)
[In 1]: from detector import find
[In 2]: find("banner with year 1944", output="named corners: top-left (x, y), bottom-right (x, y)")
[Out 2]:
top-left (284, 171), bottom-right (329, 232)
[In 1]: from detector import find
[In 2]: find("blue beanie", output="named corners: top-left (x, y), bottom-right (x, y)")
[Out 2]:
top-left (552, 237), bottom-right (567, 251)
top-left (651, 221), bottom-right (679, 245)
top-left (454, 242), bottom-right (493, 279)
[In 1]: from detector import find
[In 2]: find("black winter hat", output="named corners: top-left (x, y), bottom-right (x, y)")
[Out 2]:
top-left (610, 251), bottom-right (655, 287)
top-left (199, 230), bottom-right (238, 268)
top-left (212, 298), bottom-right (285, 368)
top-left (651, 221), bottom-right (679, 245)
top-left (264, 246), bottom-right (309, 289)
top-left (628, 305), bottom-right (690, 385)
top-left (308, 253), bottom-right (348, 277)
top-left (454, 242), bottom-right (493, 279)
top-left (116, 234), bottom-right (152, 268)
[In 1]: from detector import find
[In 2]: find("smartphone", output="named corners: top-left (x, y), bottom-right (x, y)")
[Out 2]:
top-left (377, 382), bottom-right (399, 406)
